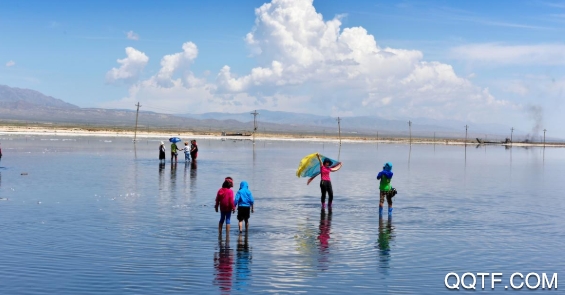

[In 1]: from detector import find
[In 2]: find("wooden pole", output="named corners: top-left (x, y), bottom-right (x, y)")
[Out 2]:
top-left (134, 102), bottom-right (141, 142)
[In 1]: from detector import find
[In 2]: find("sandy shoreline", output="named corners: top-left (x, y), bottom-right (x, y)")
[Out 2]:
top-left (0, 125), bottom-right (563, 147)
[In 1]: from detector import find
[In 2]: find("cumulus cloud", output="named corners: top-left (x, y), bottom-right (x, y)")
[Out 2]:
top-left (106, 47), bottom-right (149, 84)
top-left (5, 60), bottom-right (15, 67)
top-left (105, 0), bottom-right (515, 121)
top-left (450, 43), bottom-right (565, 66)
top-left (126, 30), bottom-right (139, 40)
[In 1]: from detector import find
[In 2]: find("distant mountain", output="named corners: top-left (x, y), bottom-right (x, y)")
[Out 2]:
top-left (0, 85), bottom-right (523, 139)
top-left (183, 109), bottom-right (518, 137)
top-left (0, 85), bottom-right (79, 110)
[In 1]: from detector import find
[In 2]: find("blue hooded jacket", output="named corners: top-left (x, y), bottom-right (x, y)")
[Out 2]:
top-left (377, 162), bottom-right (394, 180)
top-left (235, 181), bottom-right (254, 208)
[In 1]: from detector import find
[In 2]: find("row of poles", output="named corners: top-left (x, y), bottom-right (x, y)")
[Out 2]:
top-left (132, 102), bottom-right (549, 147)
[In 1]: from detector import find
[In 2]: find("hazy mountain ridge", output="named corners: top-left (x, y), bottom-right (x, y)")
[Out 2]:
top-left (0, 85), bottom-right (79, 109)
top-left (184, 109), bottom-right (518, 136)
top-left (0, 85), bottom-right (522, 139)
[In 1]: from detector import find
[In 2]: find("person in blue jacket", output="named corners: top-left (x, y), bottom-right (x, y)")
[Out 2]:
top-left (235, 181), bottom-right (255, 233)
top-left (377, 162), bottom-right (394, 216)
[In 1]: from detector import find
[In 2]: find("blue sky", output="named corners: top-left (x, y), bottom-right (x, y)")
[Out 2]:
top-left (1, 0), bottom-right (564, 136)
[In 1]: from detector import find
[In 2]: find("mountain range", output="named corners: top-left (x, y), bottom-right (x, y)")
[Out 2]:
top-left (0, 84), bottom-right (522, 139)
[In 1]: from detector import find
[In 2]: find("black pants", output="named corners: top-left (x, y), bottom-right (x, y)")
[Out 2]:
top-left (320, 180), bottom-right (333, 204)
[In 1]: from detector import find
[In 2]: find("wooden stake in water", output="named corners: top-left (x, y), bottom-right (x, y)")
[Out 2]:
top-left (134, 102), bottom-right (141, 143)
top-left (464, 125), bottom-right (468, 145)
top-left (250, 110), bottom-right (259, 144)
top-left (408, 121), bottom-right (412, 144)
top-left (337, 117), bottom-right (342, 145)
top-left (543, 129), bottom-right (547, 147)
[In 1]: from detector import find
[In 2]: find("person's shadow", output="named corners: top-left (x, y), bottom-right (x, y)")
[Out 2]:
top-left (317, 208), bottom-right (332, 270)
top-left (376, 216), bottom-right (395, 274)
top-left (235, 233), bottom-right (252, 291)
top-left (214, 237), bottom-right (233, 293)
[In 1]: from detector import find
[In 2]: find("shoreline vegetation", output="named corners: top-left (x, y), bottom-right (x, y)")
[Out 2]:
top-left (0, 122), bottom-right (563, 147)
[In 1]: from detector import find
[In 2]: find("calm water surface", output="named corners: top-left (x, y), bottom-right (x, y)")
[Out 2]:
top-left (0, 136), bottom-right (563, 294)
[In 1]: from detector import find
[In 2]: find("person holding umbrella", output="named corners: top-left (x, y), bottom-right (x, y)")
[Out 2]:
top-left (169, 137), bottom-right (181, 163)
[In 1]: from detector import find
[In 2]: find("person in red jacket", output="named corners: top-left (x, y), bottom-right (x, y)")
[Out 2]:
top-left (215, 177), bottom-right (235, 236)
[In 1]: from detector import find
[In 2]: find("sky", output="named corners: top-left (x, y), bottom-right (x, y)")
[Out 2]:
top-left (1, 0), bottom-right (564, 136)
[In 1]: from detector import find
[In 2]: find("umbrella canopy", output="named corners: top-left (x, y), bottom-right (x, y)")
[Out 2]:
top-left (169, 137), bottom-right (182, 143)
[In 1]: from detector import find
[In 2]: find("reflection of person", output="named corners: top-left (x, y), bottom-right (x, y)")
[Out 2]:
top-left (235, 233), bottom-right (252, 290)
top-left (317, 208), bottom-right (332, 271)
top-left (183, 141), bottom-right (191, 162)
top-left (170, 142), bottom-right (178, 162)
top-left (316, 153), bottom-right (335, 209)
top-left (377, 162), bottom-right (394, 216)
top-left (318, 208), bottom-right (332, 251)
top-left (159, 142), bottom-right (166, 163)
top-left (215, 177), bottom-right (235, 236)
top-left (190, 140), bottom-right (198, 160)
top-left (214, 238), bottom-right (233, 293)
top-left (159, 162), bottom-right (165, 191)
top-left (235, 181), bottom-right (255, 233)
top-left (377, 216), bottom-right (394, 272)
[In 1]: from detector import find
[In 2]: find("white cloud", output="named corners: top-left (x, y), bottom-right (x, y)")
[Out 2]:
top-left (152, 42), bottom-right (199, 87)
top-left (126, 30), bottom-right (139, 41)
top-left (450, 43), bottom-right (565, 65)
top-left (5, 60), bottom-right (15, 67)
top-left (106, 47), bottom-right (149, 84)
top-left (104, 0), bottom-right (516, 122)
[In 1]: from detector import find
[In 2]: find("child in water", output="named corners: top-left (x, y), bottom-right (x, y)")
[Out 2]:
top-left (215, 177), bottom-right (235, 236)
top-left (234, 181), bottom-right (255, 233)
top-left (183, 142), bottom-right (191, 162)
top-left (377, 162), bottom-right (394, 216)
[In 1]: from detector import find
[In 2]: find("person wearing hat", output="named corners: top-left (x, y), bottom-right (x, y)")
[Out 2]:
top-left (377, 162), bottom-right (394, 216)
top-left (159, 141), bottom-right (166, 163)
top-left (182, 141), bottom-right (191, 162)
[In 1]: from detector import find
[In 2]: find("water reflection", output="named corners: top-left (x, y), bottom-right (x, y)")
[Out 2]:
top-left (214, 237), bottom-right (234, 293)
top-left (235, 233), bottom-right (252, 291)
top-left (170, 162), bottom-right (177, 193)
top-left (376, 216), bottom-right (394, 274)
top-left (158, 162), bottom-right (165, 191)
top-left (317, 208), bottom-right (332, 271)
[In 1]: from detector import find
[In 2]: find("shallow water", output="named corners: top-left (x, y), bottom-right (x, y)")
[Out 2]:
top-left (0, 136), bottom-right (563, 294)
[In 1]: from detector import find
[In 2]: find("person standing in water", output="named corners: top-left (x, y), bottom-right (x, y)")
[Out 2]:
top-left (215, 177), bottom-right (235, 236)
top-left (377, 162), bottom-right (394, 216)
top-left (316, 153), bottom-right (335, 209)
top-left (170, 141), bottom-right (179, 162)
top-left (190, 140), bottom-right (198, 160)
top-left (159, 141), bottom-right (166, 163)
top-left (234, 181), bottom-right (255, 233)
top-left (183, 141), bottom-right (191, 162)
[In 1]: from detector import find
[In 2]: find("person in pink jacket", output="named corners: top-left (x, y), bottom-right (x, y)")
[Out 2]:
top-left (215, 177), bottom-right (235, 236)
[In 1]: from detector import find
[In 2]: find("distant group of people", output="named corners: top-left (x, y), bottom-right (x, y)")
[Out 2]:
top-left (159, 139), bottom-right (198, 163)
